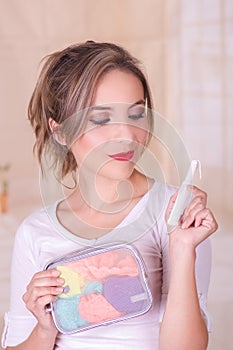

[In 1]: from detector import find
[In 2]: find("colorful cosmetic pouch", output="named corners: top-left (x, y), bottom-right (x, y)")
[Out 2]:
top-left (45, 243), bottom-right (152, 334)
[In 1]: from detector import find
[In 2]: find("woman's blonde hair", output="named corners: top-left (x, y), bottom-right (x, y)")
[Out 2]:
top-left (28, 41), bottom-right (154, 179)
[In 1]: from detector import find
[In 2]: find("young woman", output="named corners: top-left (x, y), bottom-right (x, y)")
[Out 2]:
top-left (2, 41), bottom-right (218, 350)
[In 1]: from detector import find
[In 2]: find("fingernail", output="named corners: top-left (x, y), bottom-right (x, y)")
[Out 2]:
top-left (181, 222), bottom-right (187, 229)
top-left (52, 269), bottom-right (60, 276)
top-left (57, 278), bottom-right (65, 285)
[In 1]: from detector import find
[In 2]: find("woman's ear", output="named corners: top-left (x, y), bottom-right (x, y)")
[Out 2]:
top-left (49, 118), bottom-right (59, 132)
top-left (49, 118), bottom-right (66, 145)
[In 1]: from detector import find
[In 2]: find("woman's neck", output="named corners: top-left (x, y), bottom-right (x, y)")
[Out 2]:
top-left (68, 168), bottom-right (153, 213)
top-left (56, 169), bottom-right (154, 238)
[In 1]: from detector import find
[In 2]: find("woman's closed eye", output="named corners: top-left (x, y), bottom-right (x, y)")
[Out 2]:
top-left (89, 112), bottom-right (111, 126)
top-left (128, 111), bottom-right (145, 120)
top-left (90, 117), bottom-right (111, 125)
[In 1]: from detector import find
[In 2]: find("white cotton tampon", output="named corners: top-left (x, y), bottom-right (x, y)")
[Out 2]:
top-left (167, 160), bottom-right (201, 232)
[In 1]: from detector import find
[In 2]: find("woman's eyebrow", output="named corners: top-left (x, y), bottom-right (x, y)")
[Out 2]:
top-left (90, 100), bottom-right (145, 112)
top-left (129, 99), bottom-right (145, 109)
top-left (90, 105), bottom-right (112, 111)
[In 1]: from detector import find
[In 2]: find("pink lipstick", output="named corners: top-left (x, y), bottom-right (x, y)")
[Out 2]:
top-left (108, 150), bottom-right (134, 161)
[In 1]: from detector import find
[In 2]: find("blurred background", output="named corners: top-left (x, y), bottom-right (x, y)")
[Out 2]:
top-left (0, 1), bottom-right (232, 349)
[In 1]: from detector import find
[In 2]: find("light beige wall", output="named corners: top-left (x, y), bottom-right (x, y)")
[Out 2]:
top-left (0, 0), bottom-right (170, 215)
top-left (164, 0), bottom-right (233, 225)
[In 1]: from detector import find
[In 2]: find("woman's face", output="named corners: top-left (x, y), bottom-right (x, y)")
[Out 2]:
top-left (70, 69), bottom-right (149, 181)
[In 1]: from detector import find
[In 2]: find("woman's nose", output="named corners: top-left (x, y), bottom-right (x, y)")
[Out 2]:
top-left (112, 122), bottom-right (134, 140)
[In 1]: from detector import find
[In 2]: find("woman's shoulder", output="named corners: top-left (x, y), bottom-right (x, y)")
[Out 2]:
top-left (16, 201), bottom-right (59, 238)
top-left (23, 203), bottom-right (54, 223)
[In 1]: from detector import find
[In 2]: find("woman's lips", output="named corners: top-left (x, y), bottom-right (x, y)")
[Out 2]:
top-left (108, 150), bottom-right (134, 161)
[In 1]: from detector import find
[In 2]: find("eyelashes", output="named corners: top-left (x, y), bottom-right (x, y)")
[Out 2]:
top-left (128, 112), bottom-right (145, 120)
top-left (89, 112), bottom-right (145, 126)
top-left (89, 118), bottom-right (111, 125)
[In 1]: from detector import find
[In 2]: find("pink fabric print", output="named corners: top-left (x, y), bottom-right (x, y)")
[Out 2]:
top-left (65, 249), bottom-right (139, 282)
top-left (78, 294), bottom-right (123, 323)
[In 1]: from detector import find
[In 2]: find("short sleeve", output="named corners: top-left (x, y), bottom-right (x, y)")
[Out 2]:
top-left (1, 221), bottom-right (38, 348)
top-left (159, 229), bottom-right (213, 332)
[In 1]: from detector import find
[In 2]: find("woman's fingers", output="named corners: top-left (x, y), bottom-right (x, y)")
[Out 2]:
top-left (182, 186), bottom-right (207, 222)
top-left (24, 271), bottom-right (64, 299)
top-left (27, 276), bottom-right (64, 290)
top-left (167, 185), bottom-right (218, 247)
top-left (176, 208), bottom-right (218, 248)
top-left (32, 269), bottom-right (61, 282)
top-left (23, 269), bottom-right (64, 315)
top-left (165, 185), bottom-right (207, 228)
top-left (181, 201), bottom-right (206, 228)
top-left (174, 186), bottom-right (207, 228)
top-left (165, 186), bottom-right (207, 225)
top-left (193, 208), bottom-right (218, 233)
top-left (24, 285), bottom-right (63, 303)
top-left (24, 292), bottom-right (58, 314)
top-left (183, 192), bottom-right (206, 215)
top-left (27, 270), bottom-right (64, 289)
top-left (165, 190), bottom-right (178, 222)
top-left (188, 185), bottom-right (207, 204)
top-left (21, 269), bottom-right (64, 332)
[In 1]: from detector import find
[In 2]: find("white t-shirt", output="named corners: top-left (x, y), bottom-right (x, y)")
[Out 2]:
top-left (2, 182), bottom-right (212, 349)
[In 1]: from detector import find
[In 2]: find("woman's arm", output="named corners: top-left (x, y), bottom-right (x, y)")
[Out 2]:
top-left (159, 186), bottom-right (218, 350)
top-left (159, 242), bottom-right (208, 349)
